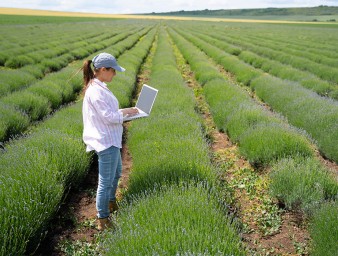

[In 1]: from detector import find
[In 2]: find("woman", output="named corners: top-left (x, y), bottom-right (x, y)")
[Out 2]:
top-left (82, 52), bottom-right (138, 231)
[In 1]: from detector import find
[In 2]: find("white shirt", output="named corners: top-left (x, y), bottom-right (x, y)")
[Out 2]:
top-left (82, 78), bottom-right (123, 152)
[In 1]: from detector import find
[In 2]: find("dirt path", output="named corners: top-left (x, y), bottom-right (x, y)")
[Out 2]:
top-left (210, 129), bottom-right (310, 255)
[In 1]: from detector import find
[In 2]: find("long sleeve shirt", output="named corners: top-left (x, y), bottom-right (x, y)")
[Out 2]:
top-left (82, 78), bottom-right (123, 152)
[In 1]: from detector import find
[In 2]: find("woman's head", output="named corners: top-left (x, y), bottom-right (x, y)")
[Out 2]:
top-left (82, 53), bottom-right (125, 91)
top-left (95, 66), bottom-right (116, 83)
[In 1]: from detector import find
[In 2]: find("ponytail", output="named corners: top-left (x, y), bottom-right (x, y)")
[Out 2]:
top-left (82, 60), bottom-right (94, 94)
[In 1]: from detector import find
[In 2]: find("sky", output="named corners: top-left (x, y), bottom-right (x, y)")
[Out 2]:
top-left (0, 0), bottom-right (338, 14)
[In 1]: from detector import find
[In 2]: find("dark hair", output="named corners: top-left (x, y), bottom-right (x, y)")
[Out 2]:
top-left (82, 60), bottom-right (95, 94)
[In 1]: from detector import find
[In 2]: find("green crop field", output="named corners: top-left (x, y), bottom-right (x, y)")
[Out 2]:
top-left (0, 13), bottom-right (337, 256)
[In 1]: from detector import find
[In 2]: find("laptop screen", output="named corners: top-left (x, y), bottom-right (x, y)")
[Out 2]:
top-left (135, 84), bottom-right (158, 114)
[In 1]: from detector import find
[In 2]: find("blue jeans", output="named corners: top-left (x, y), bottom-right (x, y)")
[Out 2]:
top-left (96, 145), bottom-right (122, 219)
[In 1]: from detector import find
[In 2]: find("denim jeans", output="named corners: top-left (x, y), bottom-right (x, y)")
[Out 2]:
top-left (96, 145), bottom-right (122, 219)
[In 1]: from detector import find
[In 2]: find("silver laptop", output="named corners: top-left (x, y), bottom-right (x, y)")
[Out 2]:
top-left (123, 84), bottom-right (158, 122)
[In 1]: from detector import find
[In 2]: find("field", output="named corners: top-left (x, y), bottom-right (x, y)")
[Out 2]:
top-left (0, 10), bottom-right (337, 256)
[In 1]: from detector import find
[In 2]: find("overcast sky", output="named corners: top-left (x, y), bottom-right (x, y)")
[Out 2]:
top-left (1, 0), bottom-right (338, 14)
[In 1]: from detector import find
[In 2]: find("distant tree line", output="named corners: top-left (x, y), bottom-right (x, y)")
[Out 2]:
top-left (148, 5), bottom-right (338, 17)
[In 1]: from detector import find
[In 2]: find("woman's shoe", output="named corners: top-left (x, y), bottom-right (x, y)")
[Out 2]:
top-left (97, 217), bottom-right (111, 231)
top-left (109, 200), bottom-right (119, 213)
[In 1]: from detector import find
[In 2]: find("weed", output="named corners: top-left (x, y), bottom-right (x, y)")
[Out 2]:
top-left (59, 239), bottom-right (99, 256)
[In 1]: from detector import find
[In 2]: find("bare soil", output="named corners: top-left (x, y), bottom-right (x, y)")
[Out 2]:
top-left (211, 131), bottom-right (310, 255)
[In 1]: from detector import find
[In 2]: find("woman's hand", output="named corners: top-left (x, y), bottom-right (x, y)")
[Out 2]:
top-left (121, 107), bottom-right (139, 116)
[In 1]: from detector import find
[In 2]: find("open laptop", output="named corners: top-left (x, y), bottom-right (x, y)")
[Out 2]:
top-left (123, 84), bottom-right (158, 122)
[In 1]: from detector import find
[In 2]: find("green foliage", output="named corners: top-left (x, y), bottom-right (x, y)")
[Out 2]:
top-left (0, 130), bottom-right (91, 255)
top-left (301, 78), bottom-right (334, 98)
top-left (225, 105), bottom-right (282, 141)
top-left (269, 157), bottom-right (338, 215)
top-left (21, 64), bottom-right (45, 79)
top-left (203, 80), bottom-right (313, 165)
top-left (229, 30), bottom-right (338, 84)
top-left (202, 78), bottom-right (249, 129)
top-left (239, 50), bottom-right (266, 69)
top-left (0, 69), bottom-right (36, 94)
top-left (251, 75), bottom-right (338, 163)
top-left (44, 67), bottom-right (81, 103)
top-left (1, 91), bottom-right (51, 121)
top-left (0, 81), bottom-right (10, 97)
top-left (309, 201), bottom-right (338, 256)
top-left (102, 183), bottom-right (245, 255)
top-left (39, 103), bottom-right (84, 137)
top-left (0, 104), bottom-right (29, 141)
top-left (0, 51), bottom-right (7, 65)
top-left (218, 55), bottom-right (262, 85)
top-left (5, 55), bottom-right (35, 68)
top-left (189, 23), bottom-right (338, 100)
top-left (328, 87), bottom-right (338, 99)
top-left (174, 28), bottom-right (261, 86)
top-left (170, 30), bottom-right (314, 166)
top-left (126, 29), bottom-right (215, 197)
top-left (179, 22), bottom-right (338, 162)
top-left (41, 54), bottom-right (73, 73)
top-left (239, 124), bottom-right (313, 165)
top-left (59, 239), bottom-right (99, 256)
top-left (70, 48), bottom-right (91, 60)
top-left (191, 32), bottom-right (242, 56)
top-left (27, 81), bottom-right (63, 109)
top-left (239, 50), bottom-right (337, 98)
top-left (127, 114), bottom-right (215, 195)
